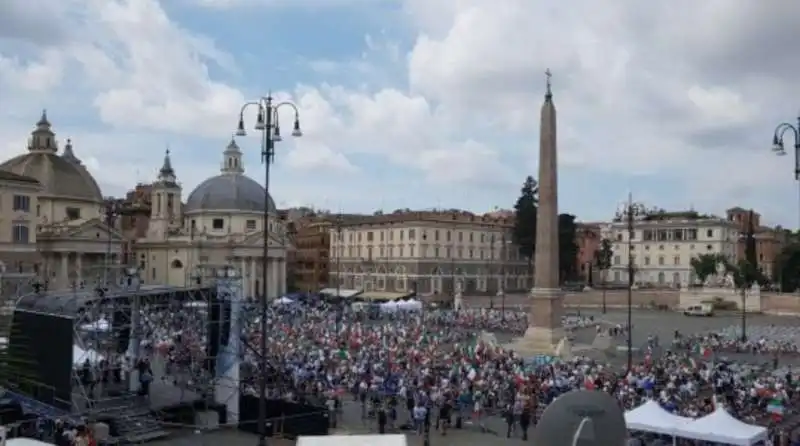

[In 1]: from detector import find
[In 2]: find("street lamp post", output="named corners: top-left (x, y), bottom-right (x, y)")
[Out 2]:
top-left (772, 115), bottom-right (800, 226)
top-left (617, 195), bottom-right (645, 372)
top-left (335, 214), bottom-right (343, 333)
top-left (235, 95), bottom-right (302, 446)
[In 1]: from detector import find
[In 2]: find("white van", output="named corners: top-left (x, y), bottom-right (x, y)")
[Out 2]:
top-left (684, 303), bottom-right (714, 317)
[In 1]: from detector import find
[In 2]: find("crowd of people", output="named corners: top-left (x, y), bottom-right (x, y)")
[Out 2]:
top-left (64, 295), bottom-right (800, 445)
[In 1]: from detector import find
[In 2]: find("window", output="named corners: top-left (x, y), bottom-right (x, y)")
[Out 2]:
top-left (458, 232), bottom-right (463, 242)
top-left (674, 256), bottom-right (680, 265)
top-left (447, 231), bottom-right (451, 242)
top-left (614, 256), bottom-right (620, 265)
top-left (434, 247), bottom-right (440, 257)
top-left (706, 229), bottom-right (713, 238)
top-left (380, 231), bottom-right (384, 242)
top-left (659, 245), bottom-right (664, 250)
top-left (246, 220), bottom-right (256, 230)
top-left (673, 229), bottom-right (683, 240)
top-left (12, 223), bottom-right (29, 244)
top-left (379, 247), bottom-right (384, 257)
top-left (446, 247), bottom-right (451, 258)
top-left (706, 244), bottom-right (713, 251)
top-left (643, 230), bottom-right (654, 241)
top-left (399, 230), bottom-right (404, 241)
top-left (212, 218), bottom-right (224, 230)
top-left (469, 232), bottom-right (474, 242)
top-left (409, 229), bottom-right (416, 240)
top-left (410, 245), bottom-right (415, 256)
top-left (687, 229), bottom-right (698, 240)
top-left (357, 233), bottom-right (362, 242)
top-left (367, 232), bottom-right (374, 242)
top-left (12, 195), bottom-right (30, 212)
top-left (658, 256), bottom-right (664, 265)
top-left (435, 230), bottom-right (440, 241)
top-left (469, 249), bottom-right (474, 258)
top-left (36, 205), bottom-right (40, 216)
top-left (644, 256), bottom-right (650, 265)
top-left (388, 230), bottom-right (393, 241)
top-left (617, 233), bottom-right (623, 241)
top-left (65, 207), bottom-right (85, 222)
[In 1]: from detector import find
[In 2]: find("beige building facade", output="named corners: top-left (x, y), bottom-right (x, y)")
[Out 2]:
top-left (0, 112), bottom-right (124, 295)
top-left (605, 211), bottom-right (739, 287)
top-left (134, 139), bottom-right (289, 299)
top-left (330, 211), bottom-right (529, 295)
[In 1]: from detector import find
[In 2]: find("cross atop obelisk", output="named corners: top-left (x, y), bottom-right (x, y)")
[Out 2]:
top-left (507, 69), bottom-right (570, 358)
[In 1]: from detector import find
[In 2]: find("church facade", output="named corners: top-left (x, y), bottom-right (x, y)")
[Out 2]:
top-left (133, 139), bottom-right (289, 299)
top-left (0, 112), bottom-right (124, 295)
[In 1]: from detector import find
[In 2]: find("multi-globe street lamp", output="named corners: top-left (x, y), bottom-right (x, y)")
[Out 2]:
top-left (772, 115), bottom-right (800, 226)
top-left (235, 95), bottom-right (302, 446)
top-left (616, 196), bottom-right (646, 372)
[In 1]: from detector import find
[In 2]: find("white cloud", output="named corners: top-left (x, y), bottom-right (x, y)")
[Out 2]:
top-left (2, 0), bottom-right (800, 223)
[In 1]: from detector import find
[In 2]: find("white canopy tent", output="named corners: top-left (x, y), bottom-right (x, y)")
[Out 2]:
top-left (398, 299), bottom-right (422, 311)
top-left (675, 407), bottom-right (767, 446)
top-left (272, 296), bottom-right (294, 305)
top-left (624, 400), bottom-right (693, 436)
top-left (73, 345), bottom-right (105, 366)
top-left (79, 318), bottom-right (110, 332)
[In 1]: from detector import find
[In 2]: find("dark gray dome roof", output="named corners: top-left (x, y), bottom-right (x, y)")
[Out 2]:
top-left (0, 152), bottom-right (103, 202)
top-left (185, 174), bottom-right (276, 213)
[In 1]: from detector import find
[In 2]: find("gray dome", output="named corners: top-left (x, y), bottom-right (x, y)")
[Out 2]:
top-left (0, 152), bottom-right (103, 202)
top-left (185, 174), bottom-right (276, 213)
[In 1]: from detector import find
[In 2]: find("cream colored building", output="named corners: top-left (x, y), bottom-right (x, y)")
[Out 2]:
top-left (604, 212), bottom-right (739, 286)
top-left (330, 211), bottom-right (529, 295)
top-left (134, 139), bottom-right (289, 298)
top-left (0, 112), bottom-right (124, 291)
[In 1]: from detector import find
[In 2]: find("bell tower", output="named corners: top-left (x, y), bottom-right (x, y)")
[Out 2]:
top-left (148, 149), bottom-right (182, 240)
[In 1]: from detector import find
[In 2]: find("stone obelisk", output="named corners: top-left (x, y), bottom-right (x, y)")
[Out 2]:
top-left (508, 70), bottom-right (570, 358)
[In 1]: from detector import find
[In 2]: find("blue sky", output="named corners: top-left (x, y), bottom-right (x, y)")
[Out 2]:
top-left (1, 0), bottom-right (799, 227)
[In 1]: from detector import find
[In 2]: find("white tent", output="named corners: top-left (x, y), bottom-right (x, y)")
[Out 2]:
top-left (398, 299), bottom-right (422, 311)
top-left (272, 296), bottom-right (294, 305)
top-left (73, 345), bottom-right (104, 365)
top-left (675, 406), bottom-right (767, 446)
top-left (380, 301), bottom-right (400, 312)
top-left (624, 400), bottom-right (693, 436)
top-left (79, 318), bottom-right (110, 332)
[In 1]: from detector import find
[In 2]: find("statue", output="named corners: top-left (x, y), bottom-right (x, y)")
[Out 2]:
top-left (723, 273), bottom-right (735, 289)
top-left (453, 280), bottom-right (464, 311)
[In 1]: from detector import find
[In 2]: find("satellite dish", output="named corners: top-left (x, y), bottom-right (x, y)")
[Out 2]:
top-left (533, 390), bottom-right (627, 446)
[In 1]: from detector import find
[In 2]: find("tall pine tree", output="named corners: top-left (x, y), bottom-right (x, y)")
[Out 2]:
top-left (512, 176), bottom-right (538, 286)
top-left (558, 213), bottom-right (579, 283)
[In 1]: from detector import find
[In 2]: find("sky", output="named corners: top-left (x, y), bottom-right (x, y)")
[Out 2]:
top-left (1, 0), bottom-right (799, 227)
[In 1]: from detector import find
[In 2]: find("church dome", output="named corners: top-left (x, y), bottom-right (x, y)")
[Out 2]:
top-left (184, 138), bottom-right (277, 214)
top-left (0, 112), bottom-right (103, 203)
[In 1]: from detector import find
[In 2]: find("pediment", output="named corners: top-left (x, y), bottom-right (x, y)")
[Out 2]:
top-left (241, 231), bottom-right (290, 249)
top-left (45, 218), bottom-right (125, 241)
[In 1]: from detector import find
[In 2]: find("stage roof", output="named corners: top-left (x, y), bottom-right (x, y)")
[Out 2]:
top-left (14, 284), bottom-right (211, 317)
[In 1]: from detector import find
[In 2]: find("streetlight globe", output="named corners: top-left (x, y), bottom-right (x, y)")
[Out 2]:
top-left (772, 135), bottom-right (784, 153)
top-left (236, 117), bottom-right (247, 137)
top-left (273, 126), bottom-right (283, 142)
top-left (292, 119), bottom-right (303, 137)
top-left (254, 108), bottom-right (266, 131)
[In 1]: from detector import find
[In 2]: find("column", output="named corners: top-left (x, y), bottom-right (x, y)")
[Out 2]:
top-left (60, 253), bottom-right (69, 287)
top-left (76, 254), bottom-right (83, 286)
top-left (249, 258), bottom-right (256, 298)
top-left (270, 258), bottom-right (279, 298)
top-left (239, 257), bottom-right (247, 296)
top-left (279, 259), bottom-right (286, 295)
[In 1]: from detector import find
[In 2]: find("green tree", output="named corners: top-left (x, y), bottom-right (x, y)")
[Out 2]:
top-left (512, 176), bottom-right (538, 287)
top-left (594, 238), bottom-right (613, 313)
top-left (690, 253), bottom-right (724, 284)
top-left (558, 213), bottom-right (579, 283)
top-left (774, 243), bottom-right (800, 292)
